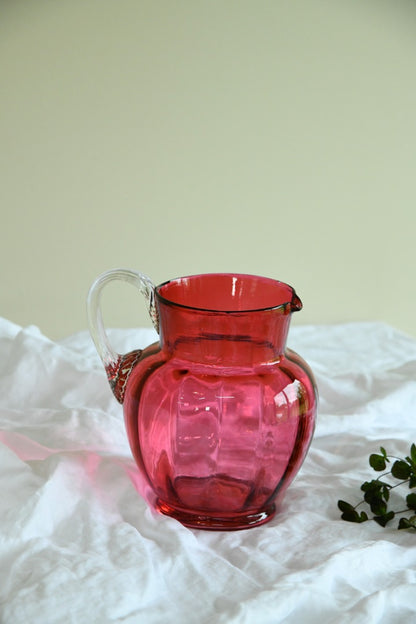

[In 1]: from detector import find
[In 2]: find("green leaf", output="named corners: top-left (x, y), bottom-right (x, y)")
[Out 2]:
top-left (361, 480), bottom-right (389, 514)
top-left (337, 500), bottom-right (355, 513)
top-left (342, 510), bottom-right (367, 523)
top-left (409, 475), bottom-right (416, 489)
top-left (398, 518), bottom-right (411, 530)
top-left (374, 511), bottom-right (395, 527)
top-left (406, 445), bottom-right (416, 472)
top-left (337, 500), bottom-right (367, 523)
top-left (369, 498), bottom-right (387, 516)
top-left (391, 460), bottom-right (411, 480)
top-left (398, 516), bottom-right (416, 530)
top-left (380, 447), bottom-right (388, 460)
top-left (360, 479), bottom-right (389, 494)
top-left (360, 480), bottom-right (375, 493)
top-left (406, 493), bottom-right (416, 511)
top-left (411, 443), bottom-right (416, 464)
top-left (369, 454), bottom-right (387, 471)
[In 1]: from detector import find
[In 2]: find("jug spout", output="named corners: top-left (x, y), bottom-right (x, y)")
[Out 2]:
top-left (291, 292), bottom-right (303, 313)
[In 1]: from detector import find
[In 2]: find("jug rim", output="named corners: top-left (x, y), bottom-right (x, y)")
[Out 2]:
top-left (155, 272), bottom-right (302, 314)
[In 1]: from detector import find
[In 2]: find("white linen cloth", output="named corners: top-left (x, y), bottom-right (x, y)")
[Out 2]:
top-left (1, 319), bottom-right (416, 623)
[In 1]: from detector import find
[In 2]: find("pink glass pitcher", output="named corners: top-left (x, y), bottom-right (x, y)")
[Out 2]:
top-left (87, 270), bottom-right (317, 530)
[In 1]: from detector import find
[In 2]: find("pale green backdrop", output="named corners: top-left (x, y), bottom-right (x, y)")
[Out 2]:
top-left (1, 0), bottom-right (415, 338)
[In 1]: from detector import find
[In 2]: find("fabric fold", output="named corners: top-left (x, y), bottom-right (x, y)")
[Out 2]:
top-left (1, 319), bottom-right (416, 623)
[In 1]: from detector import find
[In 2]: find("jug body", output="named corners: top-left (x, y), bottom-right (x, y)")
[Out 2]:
top-left (88, 271), bottom-right (317, 530)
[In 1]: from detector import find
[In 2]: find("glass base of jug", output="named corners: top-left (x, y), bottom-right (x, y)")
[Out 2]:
top-left (156, 499), bottom-right (276, 530)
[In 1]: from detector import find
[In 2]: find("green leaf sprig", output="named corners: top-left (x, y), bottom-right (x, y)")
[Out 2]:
top-left (338, 443), bottom-right (416, 530)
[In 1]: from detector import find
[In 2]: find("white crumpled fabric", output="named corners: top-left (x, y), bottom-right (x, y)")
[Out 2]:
top-left (1, 319), bottom-right (416, 623)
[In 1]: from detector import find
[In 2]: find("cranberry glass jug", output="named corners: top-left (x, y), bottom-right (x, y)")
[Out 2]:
top-left (87, 270), bottom-right (317, 530)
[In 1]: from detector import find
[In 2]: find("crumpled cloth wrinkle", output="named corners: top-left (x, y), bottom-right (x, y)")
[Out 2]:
top-left (1, 319), bottom-right (416, 623)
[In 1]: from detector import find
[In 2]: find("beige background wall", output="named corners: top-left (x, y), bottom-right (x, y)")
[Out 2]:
top-left (1, 0), bottom-right (415, 339)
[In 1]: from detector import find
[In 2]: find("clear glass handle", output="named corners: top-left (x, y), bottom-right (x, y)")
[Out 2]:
top-left (87, 268), bottom-right (159, 402)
